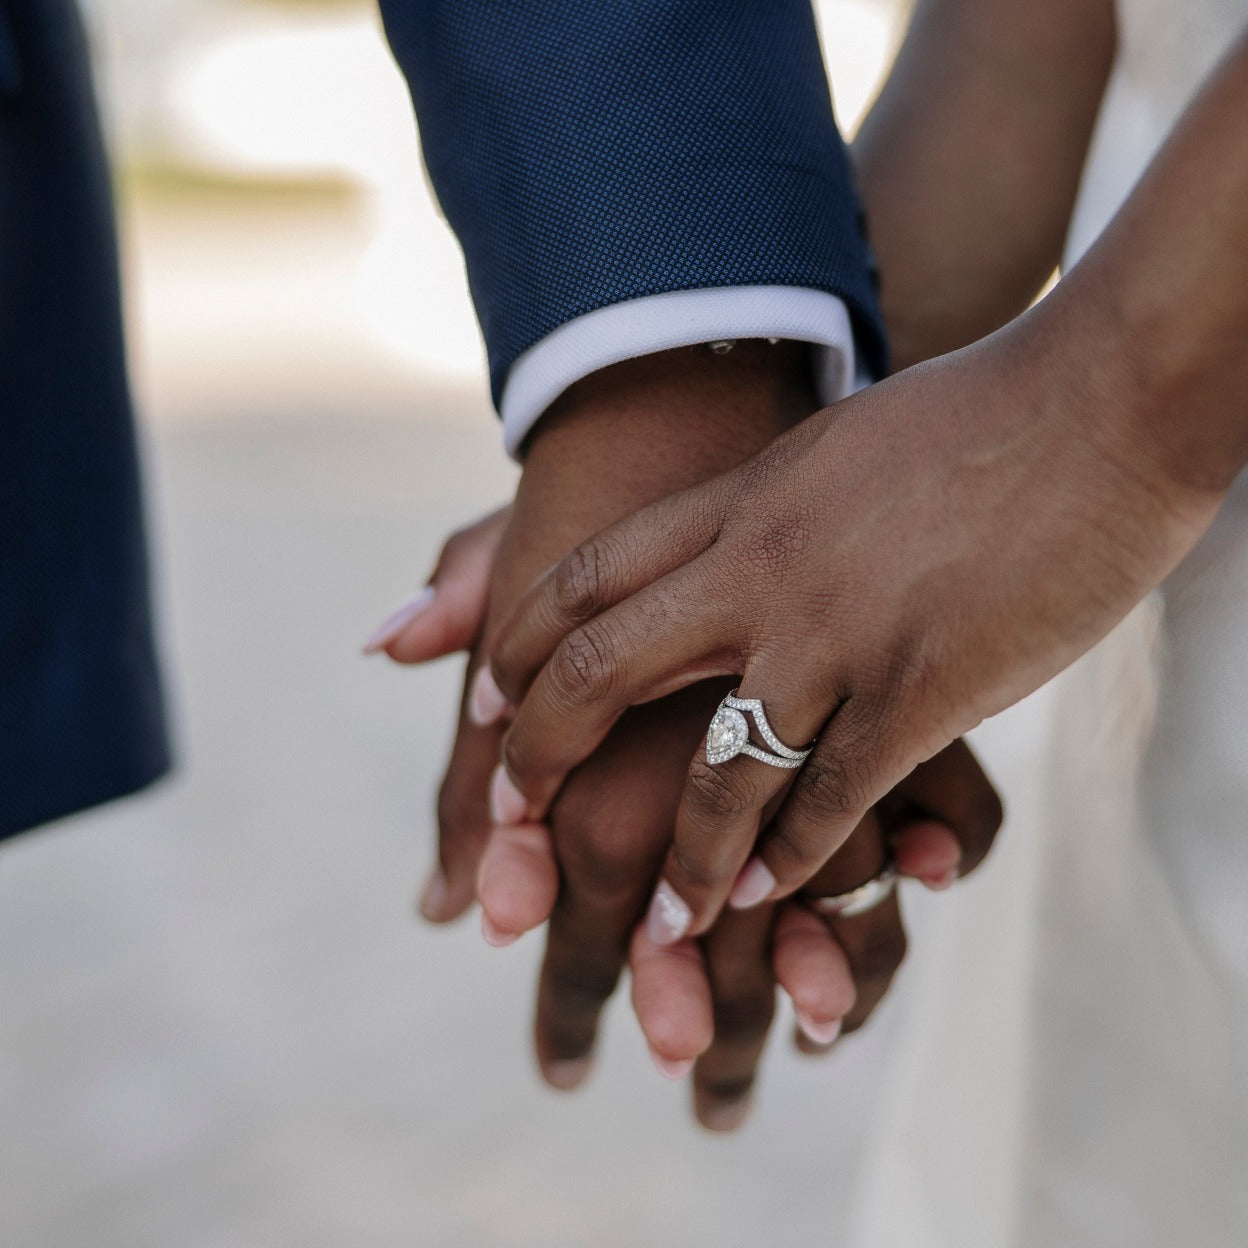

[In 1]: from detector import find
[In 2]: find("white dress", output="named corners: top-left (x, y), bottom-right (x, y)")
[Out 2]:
top-left (847, 4), bottom-right (1248, 1244)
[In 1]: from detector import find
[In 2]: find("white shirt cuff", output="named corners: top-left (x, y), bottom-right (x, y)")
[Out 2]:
top-left (499, 286), bottom-right (858, 457)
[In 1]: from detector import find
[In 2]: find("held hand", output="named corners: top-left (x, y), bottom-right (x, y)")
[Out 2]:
top-left (489, 310), bottom-right (1206, 942)
top-left (371, 501), bottom-right (1000, 1128)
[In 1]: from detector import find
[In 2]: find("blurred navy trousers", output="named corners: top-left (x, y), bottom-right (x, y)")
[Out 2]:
top-left (0, 0), bottom-right (169, 840)
top-left (0, 0), bottom-right (883, 839)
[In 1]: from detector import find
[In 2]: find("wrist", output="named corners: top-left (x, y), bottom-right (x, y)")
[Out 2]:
top-left (1035, 258), bottom-right (1244, 526)
top-left (489, 342), bottom-right (817, 609)
top-left (520, 340), bottom-right (818, 511)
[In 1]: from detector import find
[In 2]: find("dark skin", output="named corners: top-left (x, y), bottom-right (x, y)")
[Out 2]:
top-left (371, 0), bottom-right (1244, 1121)
top-left (374, 345), bottom-right (1000, 1128)
top-left (486, 14), bottom-right (1248, 943)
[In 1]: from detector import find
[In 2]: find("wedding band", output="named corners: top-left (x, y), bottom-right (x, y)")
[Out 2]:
top-left (705, 691), bottom-right (814, 770)
top-left (806, 860), bottom-right (899, 919)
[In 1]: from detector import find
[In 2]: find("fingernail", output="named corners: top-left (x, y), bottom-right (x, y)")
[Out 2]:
top-left (701, 1099), bottom-right (752, 1132)
top-left (489, 764), bottom-right (528, 825)
top-left (363, 586), bottom-right (436, 653)
top-left (795, 1010), bottom-right (843, 1046)
top-left (545, 1058), bottom-right (593, 1091)
top-left (923, 868), bottom-right (958, 892)
top-left (480, 912), bottom-right (519, 948)
top-left (646, 881), bottom-right (692, 946)
top-left (728, 858), bottom-right (776, 910)
top-left (416, 866), bottom-right (448, 921)
top-left (650, 1050), bottom-right (695, 1081)
top-left (468, 665), bottom-right (509, 727)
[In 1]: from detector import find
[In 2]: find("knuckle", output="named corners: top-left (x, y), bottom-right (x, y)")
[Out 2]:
top-left (711, 989), bottom-right (775, 1049)
top-left (851, 921), bottom-right (908, 986)
top-left (795, 751), bottom-right (865, 820)
top-left (500, 731), bottom-right (532, 786)
top-left (552, 540), bottom-right (613, 624)
top-left (670, 844), bottom-right (721, 894)
top-left (545, 954), bottom-right (621, 1018)
top-left (559, 824), bottom-right (639, 902)
top-left (745, 511), bottom-right (814, 574)
top-left (764, 821), bottom-right (826, 880)
top-left (698, 1072), bottom-right (756, 1105)
top-left (549, 622), bottom-right (618, 705)
top-left (686, 757), bottom-right (757, 821)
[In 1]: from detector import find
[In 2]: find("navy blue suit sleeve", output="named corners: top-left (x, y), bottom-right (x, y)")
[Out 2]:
top-left (379, 0), bottom-right (888, 406)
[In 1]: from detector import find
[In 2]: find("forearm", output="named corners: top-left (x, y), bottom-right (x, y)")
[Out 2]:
top-left (853, 0), bottom-right (1115, 368)
top-left (1049, 27), bottom-right (1248, 505)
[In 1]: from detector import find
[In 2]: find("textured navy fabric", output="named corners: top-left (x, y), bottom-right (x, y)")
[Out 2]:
top-left (0, 2), bottom-right (20, 97)
top-left (0, 0), bottom-right (170, 839)
top-left (380, 0), bottom-right (888, 406)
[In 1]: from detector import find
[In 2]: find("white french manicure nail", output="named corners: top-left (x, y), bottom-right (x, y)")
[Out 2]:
top-left (728, 857), bottom-right (776, 910)
top-left (650, 1050), bottom-right (695, 1081)
top-left (545, 1058), bottom-right (593, 1091)
top-left (795, 1011), bottom-right (843, 1046)
top-left (416, 867), bottom-right (448, 921)
top-left (480, 912), bottom-right (519, 948)
top-left (468, 665), bottom-right (509, 727)
top-left (701, 1098), bottom-right (752, 1132)
top-left (363, 586), bottom-right (436, 653)
top-left (489, 764), bottom-right (528, 825)
top-left (646, 881), bottom-right (692, 946)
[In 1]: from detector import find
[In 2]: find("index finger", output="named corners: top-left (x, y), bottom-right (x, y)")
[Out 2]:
top-left (490, 486), bottom-right (718, 704)
top-left (493, 567), bottom-right (734, 822)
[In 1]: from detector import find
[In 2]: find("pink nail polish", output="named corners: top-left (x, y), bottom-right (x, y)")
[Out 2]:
top-left (795, 1010), bottom-right (843, 1046)
top-left (481, 912), bottom-right (519, 948)
top-left (468, 665), bottom-right (509, 727)
top-left (646, 881), bottom-right (692, 946)
top-left (545, 1058), bottom-right (593, 1091)
top-left (701, 1099), bottom-right (752, 1132)
top-left (650, 1050), bottom-right (695, 1081)
top-left (728, 857), bottom-right (776, 910)
top-left (488, 764), bottom-right (528, 825)
top-left (363, 586), bottom-right (436, 653)
top-left (417, 867), bottom-right (448, 921)
top-left (923, 868), bottom-right (958, 891)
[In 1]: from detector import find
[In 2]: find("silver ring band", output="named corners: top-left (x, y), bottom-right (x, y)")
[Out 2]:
top-left (705, 690), bottom-right (814, 770)
top-left (806, 861), bottom-right (899, 919)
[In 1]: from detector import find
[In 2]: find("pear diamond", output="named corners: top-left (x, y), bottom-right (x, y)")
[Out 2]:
top-left (706, 706), bottom-right (749, 765)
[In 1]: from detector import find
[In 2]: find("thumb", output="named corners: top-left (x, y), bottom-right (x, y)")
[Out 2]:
top-left (363, 505), bottom-right (510, 663)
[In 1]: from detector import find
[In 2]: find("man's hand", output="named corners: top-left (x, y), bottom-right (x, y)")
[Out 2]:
top-left (367, 342), bottom-right (1002, 1125)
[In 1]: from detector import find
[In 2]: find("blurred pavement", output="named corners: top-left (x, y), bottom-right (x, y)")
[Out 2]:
top-left (0, 3), bottom-right (1053, 1244)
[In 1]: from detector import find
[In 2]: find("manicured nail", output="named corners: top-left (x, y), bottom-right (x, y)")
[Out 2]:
top-left (489, 764), bottom-right (529, 825)
top-left (795, 1010), bottom-right (843, 1046)
top-left (480, 912), bottom-right (519, 948)
top-left (701, 1099), bottom-right (752, 1132)
top-left (363, 586), bottom-right (436, 653)
top-left (468, 665), bottom-right (509, 727)
top-left (728, 857), bottom-right (776, 910)
top-left (923, 868), bottom-right (958, 892)
top-left (416, 866), bottom-right (448, 921)
top-left (646, 881), bottom-right (692, 946)
top-left (544, 1058), bottom-right (593, 1091)
top-left (650, 1050), bottom-right (695, 1081)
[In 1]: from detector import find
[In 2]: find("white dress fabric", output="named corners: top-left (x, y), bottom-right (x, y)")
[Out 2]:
top-left (847, 4), bottom-right (1248, 1244)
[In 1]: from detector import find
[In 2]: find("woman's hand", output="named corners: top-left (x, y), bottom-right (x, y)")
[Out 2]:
top-left (488, 305), bottom-right (1216, 944)
top-left (370, 505), bottom-right (1000, 1125)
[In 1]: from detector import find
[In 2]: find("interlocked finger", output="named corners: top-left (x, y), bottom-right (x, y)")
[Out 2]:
top-left (645, 675), bottom-right (832, 947)
top-left (495, 568), bottom-right (735, 822)
top-left (690, 904), bottom-right (778, 1132)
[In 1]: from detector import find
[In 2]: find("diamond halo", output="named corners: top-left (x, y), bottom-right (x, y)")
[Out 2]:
top-left (706, 706), bottom-right (749, 765)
